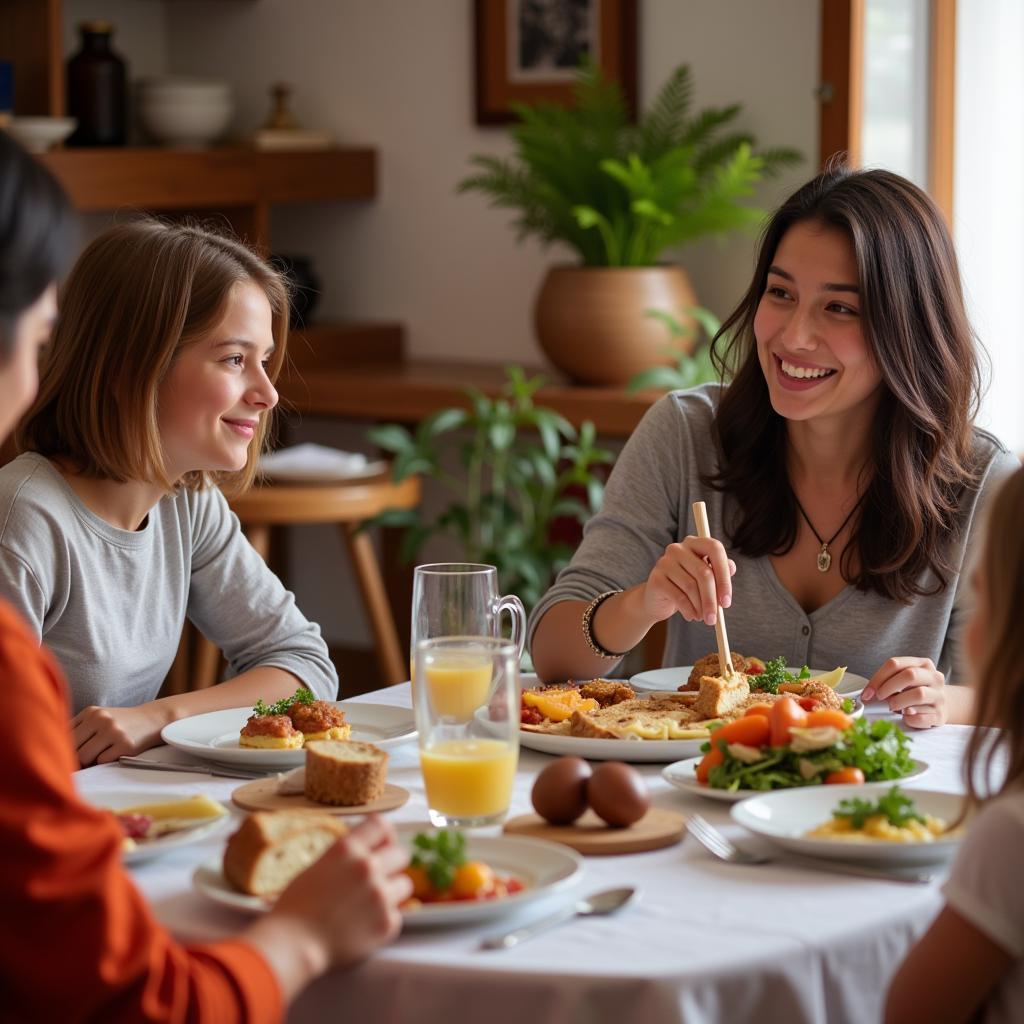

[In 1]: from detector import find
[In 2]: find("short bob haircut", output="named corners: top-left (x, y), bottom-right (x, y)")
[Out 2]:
top-left (0, 132), bottom-right (74, 359)
top-left (706, 165), bottom-right (983, 603)
top-left (20, 219), bottom-right (290, 496)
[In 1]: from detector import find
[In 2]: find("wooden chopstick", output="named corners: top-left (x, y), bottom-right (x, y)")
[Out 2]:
top-left (691, 501), bottom-right (734, 679)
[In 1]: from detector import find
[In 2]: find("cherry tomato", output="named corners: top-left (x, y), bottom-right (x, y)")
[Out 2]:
top-left (825, 767), bottom-right (865, 785)
top-left (695, 745), bottom-right (724, 784)
top-left (769, 696), bottom-right (808, 747)
top-left (744, 703), bottom-right (774, 720)
top-left (708, 715), bottom-right (770, 749)
top-left (805, 709), bottom-right (853, 731)
top-left (746, 662), bottom-right (764, 675)
top-left (797, 697), bottom-right (819, 712)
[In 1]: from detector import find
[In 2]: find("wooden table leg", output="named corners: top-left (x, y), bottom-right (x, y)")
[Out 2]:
top-left (341, 523), bottom-right (406, 686)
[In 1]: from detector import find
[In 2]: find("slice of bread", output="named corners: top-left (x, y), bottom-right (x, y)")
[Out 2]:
top-left (304, 739), bottom-right (388, 806)
top-left (223, 811), bottom-right (347, 896)
top-left (691, 673), bottom-right (751, 719)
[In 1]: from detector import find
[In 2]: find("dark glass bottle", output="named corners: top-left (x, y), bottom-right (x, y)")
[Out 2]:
top-left (66, 21), bottom-right (127, 147)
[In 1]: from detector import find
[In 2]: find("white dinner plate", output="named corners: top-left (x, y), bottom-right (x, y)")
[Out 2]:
top-left (483, 691), bottom-right (709, 763)
top-left (257, 460), bottom-right (389, 485)
top-left (193, 825), bottom-right (583, 926)
top-left (663, 756), bottom-right (930, 803)
top-left (730, 784), bottom-right (965, 865)
top-left (630, 665), bottom-right (868, 700)
top-left (161, 702), bottom-right (416, 769)
top-left (507, 679), bottom-right (858, 764)
top-left (88, 788), bottom-right (229, 864)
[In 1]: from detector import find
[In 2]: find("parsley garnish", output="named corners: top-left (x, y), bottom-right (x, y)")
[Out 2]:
top-left (751, 657), bottom-right (810, 695)
top-left (410, 830), bottom-right (467, 891)
top-left (833, 786), bottom-right (926, 829)
top-left (251, 687), bottom-right (316, 717)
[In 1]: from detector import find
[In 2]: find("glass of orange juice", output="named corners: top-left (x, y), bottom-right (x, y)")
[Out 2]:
top-left (410, 564), bottom-right (526, 684)
top-left (413, 636), bottom-right (519, 828)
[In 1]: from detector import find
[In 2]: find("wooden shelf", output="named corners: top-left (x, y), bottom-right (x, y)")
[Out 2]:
top-left (277, 356), bottom-right (656, 438)
top-left (38, 147), bottom-right (377, 211)
top-left (287, 322), bottom-right (405, 370)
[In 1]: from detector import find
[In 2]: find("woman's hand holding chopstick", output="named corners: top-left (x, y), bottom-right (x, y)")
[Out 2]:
top-left (642, 537), bottom-right (736, 627)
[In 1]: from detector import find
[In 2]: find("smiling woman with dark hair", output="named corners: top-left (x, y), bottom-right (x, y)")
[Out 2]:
top-left (530, 165), bottom-right (1017, 727)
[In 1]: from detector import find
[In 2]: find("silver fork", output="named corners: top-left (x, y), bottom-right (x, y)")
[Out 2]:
top-left (686, 814), bottom-right (937, 884)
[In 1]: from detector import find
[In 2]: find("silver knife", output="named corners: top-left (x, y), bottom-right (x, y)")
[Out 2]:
top-left (118, 756), bottom-right (270, 780)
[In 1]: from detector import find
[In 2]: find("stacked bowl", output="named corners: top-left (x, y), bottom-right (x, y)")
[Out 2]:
top-left (137, 77), bottom-right (233, 148)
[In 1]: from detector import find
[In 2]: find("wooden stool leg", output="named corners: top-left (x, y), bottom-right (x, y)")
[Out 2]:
top-left (341, 523), bottom-right (406, 686)
top-left (191, 627), bottom-right (223, 690)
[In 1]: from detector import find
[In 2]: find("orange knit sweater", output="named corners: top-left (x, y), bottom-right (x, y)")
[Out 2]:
top-left (0, 600), bottom-right (283, 1023)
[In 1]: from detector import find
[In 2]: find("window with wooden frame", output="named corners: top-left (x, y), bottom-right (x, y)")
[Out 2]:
top-left (818, 0), bottom-right (956, 223)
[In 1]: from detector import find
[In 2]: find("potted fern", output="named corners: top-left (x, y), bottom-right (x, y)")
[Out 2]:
top-left (458, 62), bottom-right (801, 386)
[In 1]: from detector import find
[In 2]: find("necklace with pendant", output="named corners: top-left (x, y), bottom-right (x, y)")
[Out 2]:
top-left (792, 492), bottom-right (866, 573)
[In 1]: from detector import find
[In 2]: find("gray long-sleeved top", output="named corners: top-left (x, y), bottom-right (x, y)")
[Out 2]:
top-left (0, 453), bottom-right (337, 713)
top-left (529, 385), bottom-right (1017, 683)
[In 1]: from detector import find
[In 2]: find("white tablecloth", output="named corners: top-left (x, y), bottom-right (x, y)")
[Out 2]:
top-left (75, 687), bottom-right (972, 1024)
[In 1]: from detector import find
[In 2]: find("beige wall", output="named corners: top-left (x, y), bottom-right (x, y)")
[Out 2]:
top-left (162, 0), bottom-right (819, 365)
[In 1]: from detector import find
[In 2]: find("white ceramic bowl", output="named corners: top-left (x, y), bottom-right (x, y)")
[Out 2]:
top-left (730, 783), bottom-right (966, 865)
top-left (6, 116), bottom-right (77, 153)
top-left (137, 78), bottom-right (233, 147)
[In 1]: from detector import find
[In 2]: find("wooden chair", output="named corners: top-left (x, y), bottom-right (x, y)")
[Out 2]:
top-left (180, 473), bottom-right (420, 692)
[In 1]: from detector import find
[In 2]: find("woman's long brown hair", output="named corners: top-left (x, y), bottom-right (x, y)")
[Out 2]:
top-left (963, 466), bottom-right (1024, 806)
top-left (705, 166), bottom-right (984, 601)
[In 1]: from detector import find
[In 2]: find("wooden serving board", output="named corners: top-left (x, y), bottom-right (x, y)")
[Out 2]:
top-left (504, 807), bottom-right (685, 855)
top-left (231, 778), bottom-right (409, 815)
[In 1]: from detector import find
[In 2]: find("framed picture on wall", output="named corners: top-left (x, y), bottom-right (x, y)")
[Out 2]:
top-left (474, 0), bottom-right (638, 124)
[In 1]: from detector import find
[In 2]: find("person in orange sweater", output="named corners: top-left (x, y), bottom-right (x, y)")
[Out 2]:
top-left (0, 132), bottom-right (412, 1021)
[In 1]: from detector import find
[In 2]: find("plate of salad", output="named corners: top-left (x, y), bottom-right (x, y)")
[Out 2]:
top-left (662, 697), bottom-right (926, 802)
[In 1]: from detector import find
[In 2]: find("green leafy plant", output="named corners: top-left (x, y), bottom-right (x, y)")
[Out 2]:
top-left (627, 306), bottom-right (722, 393)
top-left (458, 61), bottom-right (802, 267)
top-left (367, 367), bottom-right (615, 611)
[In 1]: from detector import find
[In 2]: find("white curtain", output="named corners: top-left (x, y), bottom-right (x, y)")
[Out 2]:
top-left (954, 0), bottom-right (1024, 452)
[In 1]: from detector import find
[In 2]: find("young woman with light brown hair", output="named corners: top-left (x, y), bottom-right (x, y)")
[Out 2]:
top-left (530, 166), bottom-right (1017, 726)
top-left (886, 464), bottom-right (1024, 1023)
top-left (0, 218), bottom-right (337, 765)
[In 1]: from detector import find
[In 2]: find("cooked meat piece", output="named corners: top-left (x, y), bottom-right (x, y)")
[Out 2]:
top-left (241, 713), bottom-right (300, 739)
top-left (577, 679), bottom-right (636, 707)
top-left (691, 673), bottom-right (751, 719)
top-left (798, 681), bottom-right (843, 711)
top-left (683, 652), bottom-right (748, 691)
top-left (288, 700), bottom-right (347, 734)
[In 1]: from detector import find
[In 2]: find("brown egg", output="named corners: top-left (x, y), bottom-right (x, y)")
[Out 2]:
top-left (531, 757), bottom-right (592, 825)
top-left (586, 761), bottom-right (649, 828)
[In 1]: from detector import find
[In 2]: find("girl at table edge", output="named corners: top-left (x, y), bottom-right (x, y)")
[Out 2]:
top-left (0, 131), bottom-right (411, 1022)
top-left (0, 214), bottom-right (338, 766)
top-left (886, 464), bottom-right (1024, 1024)
top-left (530, 165), bottom-right (1016, 727)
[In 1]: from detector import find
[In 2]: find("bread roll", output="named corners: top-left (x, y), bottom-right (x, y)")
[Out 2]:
top-left (223, 811), bottom-right (347, 896)
top-left (304, 739), bottom-right (388, 806)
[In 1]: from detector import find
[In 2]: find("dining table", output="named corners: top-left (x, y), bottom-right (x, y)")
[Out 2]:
top-left (74, 683), bottom-right (973, 1024)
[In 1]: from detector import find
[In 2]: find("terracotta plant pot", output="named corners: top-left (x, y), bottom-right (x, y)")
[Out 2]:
top-left (533, 266), bottom-right (698, 386)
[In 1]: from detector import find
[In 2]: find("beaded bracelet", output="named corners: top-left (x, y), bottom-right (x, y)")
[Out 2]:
top-left (581, 589), bottom-right (629, 659)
